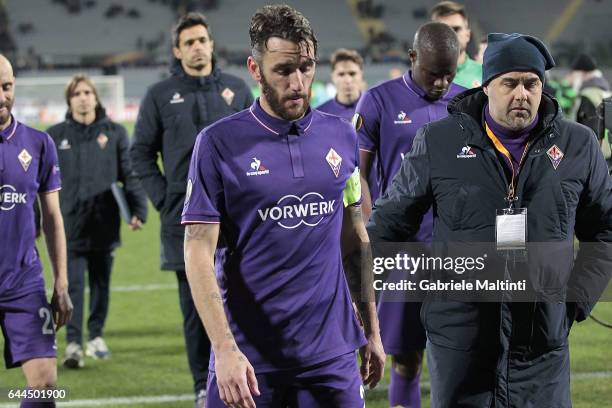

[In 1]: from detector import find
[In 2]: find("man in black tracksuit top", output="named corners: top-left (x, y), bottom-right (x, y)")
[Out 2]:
top-left (367, 34), bottom-right (611, 407)
top-left (129, 13), bottom-right (253, 403)
top-left (48, 75), bottom-right (148, 368)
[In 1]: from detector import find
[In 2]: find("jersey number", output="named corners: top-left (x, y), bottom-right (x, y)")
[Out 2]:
top-left (39, 307), bottom-right (54, 335)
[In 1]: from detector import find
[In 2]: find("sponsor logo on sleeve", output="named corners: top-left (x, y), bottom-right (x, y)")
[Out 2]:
top-left (258, 192), bottom-right (336, 229)
top-left (352, 113), bottom-right (363, 131)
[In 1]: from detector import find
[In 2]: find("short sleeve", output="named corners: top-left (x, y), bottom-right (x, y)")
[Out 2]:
top-left (181, 130), bottom-right (224, 224)
top-left (354, 89), bottom-right (381, 153)
top-left (38, 133), bottom-right (61, 193)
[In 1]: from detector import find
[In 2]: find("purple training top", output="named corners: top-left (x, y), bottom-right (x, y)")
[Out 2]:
top-left (182, 99), bottom-right (366, 373)
top-left (0, 118), bottom-right (61, 300)
top-left (355, 71), bottom-right (465, 241)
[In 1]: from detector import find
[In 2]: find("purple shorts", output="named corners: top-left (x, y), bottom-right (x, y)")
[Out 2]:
top-left (0, 291), bottom-right (57, 368)
top-left (206, 352), bottom-right (365, 408)
top-left (377, 301), bottom-right (426, 355)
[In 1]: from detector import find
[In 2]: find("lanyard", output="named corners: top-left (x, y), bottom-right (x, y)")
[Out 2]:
top-left (485, 123), bottom-right (531, 207)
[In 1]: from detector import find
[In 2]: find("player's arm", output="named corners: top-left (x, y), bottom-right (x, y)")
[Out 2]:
top-left (341, 202), bottom-right (385, 389)
top-left (38, 190), bottom-right (73, 329)
top-left (184, 224), bottom-right (260, 408)
top-left (359, 149), bottom-right (375, 222)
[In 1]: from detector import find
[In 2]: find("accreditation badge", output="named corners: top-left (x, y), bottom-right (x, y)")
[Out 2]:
top-left (495, 208), bottom-right (527, 251)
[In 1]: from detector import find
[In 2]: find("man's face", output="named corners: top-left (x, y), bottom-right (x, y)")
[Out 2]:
top-left (69, 81), bottom-right (97, 117)
top-left (434, 13), bottom-right (470, 53)
top-left (173, 25), bottom-right (214, 74)
top-left (0, 60), bottom-right (15, 130)
top-left (410, 49), bottom-right (457, 100)
top-left (484, 71), bottom-right (542, 131)
top-left (248, 37), bottom-right (316, 121)
top-left (331, 60), bottom-right (363, 104)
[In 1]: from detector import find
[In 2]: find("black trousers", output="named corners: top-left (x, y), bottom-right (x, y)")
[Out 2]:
top-left (176, 270), bottom-right (211, 393)
top-left (66, 250), bottom-right (113, 345)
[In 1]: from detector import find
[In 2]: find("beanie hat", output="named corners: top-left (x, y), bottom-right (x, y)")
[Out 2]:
top-left (571, 54), bottom-right (597, 71)
top-left (482, 33), bottom-right (555, 85)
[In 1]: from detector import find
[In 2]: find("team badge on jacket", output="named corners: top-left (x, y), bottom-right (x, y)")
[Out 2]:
top-left (221, 88), bottom-right (235, 106)
top-left (97, 133), bottom-right (109, 149)
top-left (326, 148), bottom-right (342, 178)
top-left (18, 149), bottom-right (32, 171)
top-left (546, 145), bottom-right (564, 170)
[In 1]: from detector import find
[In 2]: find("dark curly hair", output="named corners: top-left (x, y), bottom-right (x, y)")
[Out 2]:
top-left (249, 4), bottom-right (318, 63)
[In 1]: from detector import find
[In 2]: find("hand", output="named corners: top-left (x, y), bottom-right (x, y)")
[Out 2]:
top-left (129, 216), bottom-right (143, 231)
top-left (359, 333), bottom-right (385, 389)
top-left (215, 343), bottom-right (260, 408)
top-left (51, 282), bottom-right (73, 330)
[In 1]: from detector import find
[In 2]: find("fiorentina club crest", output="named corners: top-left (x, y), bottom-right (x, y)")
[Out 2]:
top-left (221, 88), bottom-right (235, 106)
top-left (326, 148), bottom-right (342, 178)
top-left (97, 133), bottom-right (109, 149)
top-left (546, 144), bottom-right (564, 170)
top-left (18, 149), bottom-right (32, 171)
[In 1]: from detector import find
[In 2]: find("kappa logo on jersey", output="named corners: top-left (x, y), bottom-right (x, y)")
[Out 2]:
top-left (472, 79), bottom-right (482, 88)
top-left (246, 157), bottom-right (270, 176)
top-left (221, 88), bottom-right (235, 106)
top-left (457, 145), bottom-right (477, 159)
top-left (258, 192), bottom-right (336, 229)
top-left (547, 144), bottom-right (564, 170)
top-left (0, 185), bottom-right (27, 211)
top-left (58, 139), bottom-right (71, 150)
top-left (97, 133), bottom-right (109, 149)
top-left (393, 111), bottom-right (412, 124)
top-left (326, 148), bottom-right (342, 178)
top-left (170, 92), bottom-right (184, 104)
top-left (18, 149), bottom-right (32, 171)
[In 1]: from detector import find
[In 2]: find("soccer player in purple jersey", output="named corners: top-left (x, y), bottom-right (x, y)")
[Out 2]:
top-left (181, 5), bottom-right (385, 408)
top-left (317, 48), bottom-right (364, 121)
top-left (355, 23), bottom-right (463, 408)
top-left (0, 55), bottom-right (73, 407)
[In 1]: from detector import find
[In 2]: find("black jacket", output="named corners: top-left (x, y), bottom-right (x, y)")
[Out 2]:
top-left (47, 109), bottom-right (148, 252)
top-left (130, 61), bottom-right (253, 270)
top-left (368, 88), bottom-right (611, 407)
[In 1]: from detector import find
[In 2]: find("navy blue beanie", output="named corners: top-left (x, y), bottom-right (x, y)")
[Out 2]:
top-left (482, 33), bottom-right (555, 85)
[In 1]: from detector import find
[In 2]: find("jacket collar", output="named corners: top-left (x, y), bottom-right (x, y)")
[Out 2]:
top-left (170, 57), bottom-right (222, 87)
top-left (66, 106), bottom-right (110, 128)
top-left (448, 87), bottom-right (561, 149)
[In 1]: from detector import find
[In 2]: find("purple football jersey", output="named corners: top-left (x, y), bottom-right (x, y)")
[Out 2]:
top-left (355, 71), bottom-right (465, 241)
top-left (182, 100), bottom-right (366, 373)
top-left (316, 97), bottom-right (359, 121)
top-left (316, 95), bottom-right (380, 204)
top-left (0, 118), bottom-right (61, 300)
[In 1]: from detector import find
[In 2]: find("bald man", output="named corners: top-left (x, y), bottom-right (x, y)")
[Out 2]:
top-left (354, 23), bottom-right (465, 407)
top-left (0, 55), bottom-right (72, 407)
